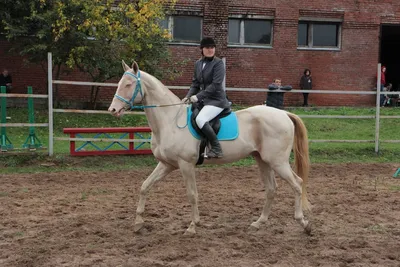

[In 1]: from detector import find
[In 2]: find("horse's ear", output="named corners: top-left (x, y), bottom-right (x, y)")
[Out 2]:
top-left (122, 60), bottom-right (130, 71)
top-left (132, 61), bottom-right (139, 74)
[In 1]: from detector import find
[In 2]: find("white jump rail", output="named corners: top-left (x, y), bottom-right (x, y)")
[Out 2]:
top-left (0, 52), bottom-right (381, 155)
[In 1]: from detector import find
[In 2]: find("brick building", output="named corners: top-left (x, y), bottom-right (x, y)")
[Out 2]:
top-left (2, 0), bottom-right (400, 107)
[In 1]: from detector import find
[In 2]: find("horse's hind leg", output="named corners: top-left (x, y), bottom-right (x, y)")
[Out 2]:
top-left (273, 162), bottom-right (310, 232)
top-left (250, 155), bottom-right (277, 230)
top-left (135, 161), bottom-right (176, 232)
top-left (178, 159), bottom-right (200, 235)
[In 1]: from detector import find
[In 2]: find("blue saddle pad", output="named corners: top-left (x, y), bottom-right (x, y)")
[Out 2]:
top-left (187, 106), bottom-right (239, 141)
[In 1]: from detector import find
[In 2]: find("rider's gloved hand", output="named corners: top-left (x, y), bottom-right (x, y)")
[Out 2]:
top-left (190, 95), bottom-right (198, 103)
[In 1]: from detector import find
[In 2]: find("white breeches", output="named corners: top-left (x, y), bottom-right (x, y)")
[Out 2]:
top-left (195, 105), bottom-right (223, 129)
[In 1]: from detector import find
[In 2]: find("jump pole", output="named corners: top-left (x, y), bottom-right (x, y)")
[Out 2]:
top-left (0, 86), bottom-right (13, 151)
top-left (22, 86), bottom-right (43, 150)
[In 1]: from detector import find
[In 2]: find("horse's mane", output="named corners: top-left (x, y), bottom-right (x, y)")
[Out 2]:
top-left (141, 70), bottom-right (181, 102)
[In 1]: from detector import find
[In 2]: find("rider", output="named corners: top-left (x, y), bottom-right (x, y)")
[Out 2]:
top-left (182, 37), bottom-right (231, 158)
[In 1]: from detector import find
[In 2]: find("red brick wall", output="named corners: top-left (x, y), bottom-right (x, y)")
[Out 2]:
top-left (0, 36), bottom-right (47, 94)
top-left (2, 1), bottom-right (400, 107)
top-left (165, 0), bottom-right (400, 106)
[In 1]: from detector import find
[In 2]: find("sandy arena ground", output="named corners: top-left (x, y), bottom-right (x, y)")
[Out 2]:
top-left (0, 163), bottom-right (399, 267)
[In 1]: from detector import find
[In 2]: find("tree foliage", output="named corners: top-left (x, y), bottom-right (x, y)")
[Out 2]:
top-left (1, 0), bottom-right (179, 107)
top-left (1, 0), bottom-right (64, 67)
top-left (53, 0), bottom-right (177, 80)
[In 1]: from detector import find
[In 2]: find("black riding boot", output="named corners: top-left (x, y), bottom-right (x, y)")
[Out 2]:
top-left (200, 122), bottom-right (223, 158)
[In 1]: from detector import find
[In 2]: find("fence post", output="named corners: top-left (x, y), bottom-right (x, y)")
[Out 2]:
top-left (0, 86), bottom-right (13, 151)
top-left (48, 52), bottom-right (54, 156)
top-left (375, 63), bottom-right (381, 153)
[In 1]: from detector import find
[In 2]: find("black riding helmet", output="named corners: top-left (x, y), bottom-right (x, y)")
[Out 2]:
top-left (200, 37), bottom-right (216, 48)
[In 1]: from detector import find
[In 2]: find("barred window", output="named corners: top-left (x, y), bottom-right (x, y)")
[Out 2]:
top-left (229, 18), bottom-right (273, 46)
top-left (298, 21), bottom-right (341, 49)
top-left (161, 16), bottom-right (202, 42)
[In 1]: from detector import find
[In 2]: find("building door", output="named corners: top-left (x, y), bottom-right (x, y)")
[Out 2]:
top-left (380, 25), bottom-right (400, 90)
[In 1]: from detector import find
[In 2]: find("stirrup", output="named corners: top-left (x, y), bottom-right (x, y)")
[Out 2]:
top-left (205, 149), bottom-right (223, 159)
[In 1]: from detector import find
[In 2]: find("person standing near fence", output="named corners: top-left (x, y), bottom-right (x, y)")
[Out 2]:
top-left (265, 78), bottom-right (292, 110)
top-left (0, 68), bottom-right (12, 93)
top-left (300, 68), bottom-right (312, 107)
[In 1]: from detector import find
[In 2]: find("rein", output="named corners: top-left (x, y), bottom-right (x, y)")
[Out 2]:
top-left (129, 102), bottom-right (187, 110)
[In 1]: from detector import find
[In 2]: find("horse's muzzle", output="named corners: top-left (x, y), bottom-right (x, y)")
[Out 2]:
top-left (108, 106), bottom-right (124, 118)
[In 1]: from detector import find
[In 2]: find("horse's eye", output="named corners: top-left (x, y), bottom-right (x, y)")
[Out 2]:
top-left (126, 83), bottom-right (132, 87)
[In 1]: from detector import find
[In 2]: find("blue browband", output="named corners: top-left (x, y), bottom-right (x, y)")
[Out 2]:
top-left (114, 70), bottom-right (156, 110)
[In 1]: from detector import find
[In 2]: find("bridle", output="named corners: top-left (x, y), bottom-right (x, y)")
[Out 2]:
top-left (113, 70), bottom-right (188, 128)
top-left (114, 70), bottom-right (187, 110)
top-left (114, 71), bottom-right (145, 110)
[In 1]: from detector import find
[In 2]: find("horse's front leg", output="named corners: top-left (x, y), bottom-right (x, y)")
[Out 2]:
top-left (178, 159), bottom-right (199, 235)
top-left (135, 161), bottom-right (176, 232)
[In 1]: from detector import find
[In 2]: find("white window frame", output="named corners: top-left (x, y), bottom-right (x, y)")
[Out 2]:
top-left (228, 15), bottom-right (274, 48)
top-left (298, 17), bottom-right (342, 51)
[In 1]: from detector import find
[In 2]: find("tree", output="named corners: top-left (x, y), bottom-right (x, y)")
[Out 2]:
top-left (1, 0), bottom-right (180, 108)
top-left (53, 0), bottom-right (179, 108)
top-left (1, 0), bottom-right (80, 106)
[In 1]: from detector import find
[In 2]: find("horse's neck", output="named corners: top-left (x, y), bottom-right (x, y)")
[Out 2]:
top-left (141, 72), bottom-right (184, 135)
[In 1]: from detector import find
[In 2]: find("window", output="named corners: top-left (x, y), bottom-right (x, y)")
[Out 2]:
top-left (228, 18), bottom-right (273, 46)
top-left (161, 16), bottom-right (202, 43)
top-left (298, 21), bottom-right (341, 49)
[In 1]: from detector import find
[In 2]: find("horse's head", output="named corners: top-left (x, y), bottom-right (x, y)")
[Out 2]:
top-left (108, 60), bottom-right (144, 117)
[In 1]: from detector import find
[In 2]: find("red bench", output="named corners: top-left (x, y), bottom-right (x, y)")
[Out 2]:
top-left (63, 127), bottom-right (152, 156)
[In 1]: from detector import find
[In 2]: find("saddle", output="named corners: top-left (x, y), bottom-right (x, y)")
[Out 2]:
top-left (190, 103), bottom-right (231, 165)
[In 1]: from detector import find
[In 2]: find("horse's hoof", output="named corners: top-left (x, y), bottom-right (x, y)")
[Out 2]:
top-left (304, 222), bottom-right (312, 235)
top-left (249, 222), bottom-right (260, 231)
top-left (184, 228), bottom-right (196, 236)
top-left (134, 221), bottom-right (144, 233)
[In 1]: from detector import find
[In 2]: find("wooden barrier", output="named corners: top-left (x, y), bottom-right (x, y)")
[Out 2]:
top-left (62, 127), bottom-right (152, 156)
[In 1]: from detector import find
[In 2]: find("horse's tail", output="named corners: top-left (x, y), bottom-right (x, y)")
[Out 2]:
top-left (286, 112), bottom-right (311, 211)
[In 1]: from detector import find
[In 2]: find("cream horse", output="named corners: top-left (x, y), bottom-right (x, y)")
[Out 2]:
top-left (108, 61), bottom-right (311, 235)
